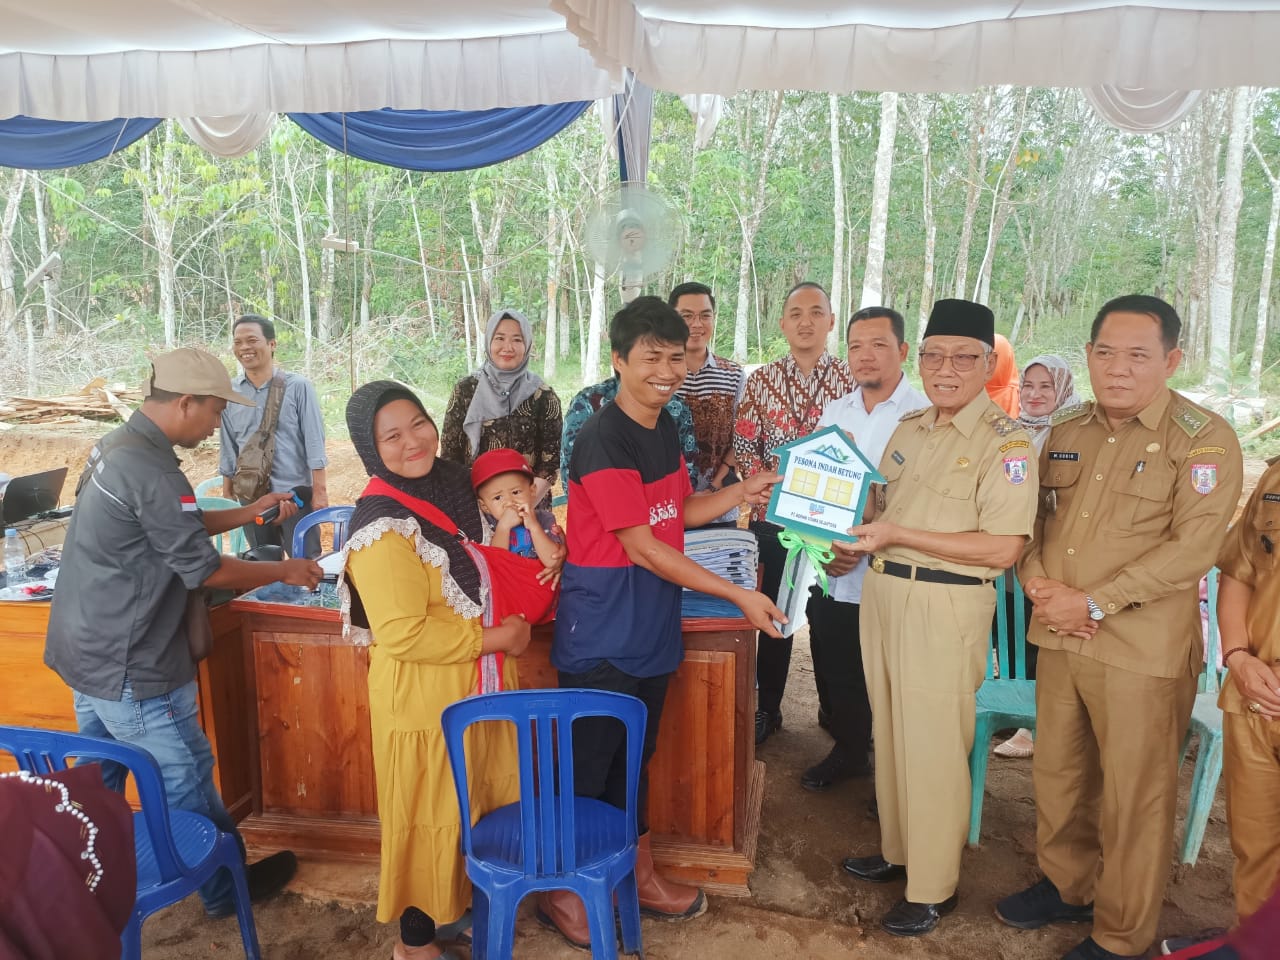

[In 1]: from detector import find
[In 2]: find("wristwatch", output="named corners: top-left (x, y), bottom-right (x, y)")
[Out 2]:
top-left (1085, 595), bottom-right (1105, 621)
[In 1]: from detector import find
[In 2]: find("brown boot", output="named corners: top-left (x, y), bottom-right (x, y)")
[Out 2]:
top-left (634, 832), bottom-right (707, 921)
top-left (536, 889), bottom-right (592, 950)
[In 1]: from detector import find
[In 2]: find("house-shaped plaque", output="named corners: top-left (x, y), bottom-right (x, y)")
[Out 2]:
top-left (764, 425), bottom-right (885, 545)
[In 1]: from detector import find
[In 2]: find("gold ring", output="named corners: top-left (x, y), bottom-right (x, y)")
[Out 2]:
top-left (1249, 701), bottom-right (1264, 715)
top-left (1047, 627), bottom-right (1058, 634)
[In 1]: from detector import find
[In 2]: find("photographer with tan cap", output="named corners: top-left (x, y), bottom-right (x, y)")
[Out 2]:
top-left (45, 346), bottom-right (323, 921)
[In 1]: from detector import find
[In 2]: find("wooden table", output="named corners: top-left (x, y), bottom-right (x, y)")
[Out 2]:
top-left (0, 598), bottom-right (247, 813)
top-left (228, 595), bottom-right (763, 895)
top-left (0, 595), bottom-right (764, 895)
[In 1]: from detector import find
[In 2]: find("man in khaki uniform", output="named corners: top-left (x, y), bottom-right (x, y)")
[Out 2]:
top-left (842, 299), bottom-right (1038, 937)
top-left (997, 295), bottom-right (1243, 960)
top-left (1159, 456), bottom-right (1280, 955)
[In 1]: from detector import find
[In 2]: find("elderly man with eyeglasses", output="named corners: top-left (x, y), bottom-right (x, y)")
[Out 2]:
top-left (838, 298), bottom-right (1039, 937)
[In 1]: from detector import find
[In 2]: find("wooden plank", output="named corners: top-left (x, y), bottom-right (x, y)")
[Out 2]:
top-left (650, 836), bottom-right (754, 897)
top-left (740, 760), bottom-right (766, 865)
top-left (646, 650), bottom-right (736, 848)
top-left (253, 630), bottom-right (377, 818)
top-left (0, 601), bottom-right (71, 730)
top-left (237, 810), bottom-right (381, 860)
top-left (197, 602), bottom-right (254, 817)
top-left (230, 597), bottom-right (342, 626)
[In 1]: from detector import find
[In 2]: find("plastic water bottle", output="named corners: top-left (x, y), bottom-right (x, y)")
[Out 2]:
top-left (3, 528), bottom-right (27, 586)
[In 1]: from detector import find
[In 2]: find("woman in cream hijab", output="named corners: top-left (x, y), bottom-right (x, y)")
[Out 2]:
top-left (994, 354), bottom-right (1081, 759)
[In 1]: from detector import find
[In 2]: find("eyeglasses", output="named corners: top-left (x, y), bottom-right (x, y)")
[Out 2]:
top-left (918, 351), bottom-right (985, 372)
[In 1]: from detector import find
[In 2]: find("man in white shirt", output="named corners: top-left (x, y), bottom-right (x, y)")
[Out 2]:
top-left (802, 306), bottom-right (928, 791)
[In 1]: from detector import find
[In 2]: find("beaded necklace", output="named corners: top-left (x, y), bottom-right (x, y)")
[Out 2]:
top-left (0, 770), bottom-right (104, 891)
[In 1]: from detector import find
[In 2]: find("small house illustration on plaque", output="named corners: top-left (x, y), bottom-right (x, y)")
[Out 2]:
top-left (765, 425), bottom-right (885, 547)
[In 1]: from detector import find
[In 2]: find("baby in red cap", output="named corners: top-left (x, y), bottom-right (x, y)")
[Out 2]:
top-left (470, 448), bottom-right (564, 626)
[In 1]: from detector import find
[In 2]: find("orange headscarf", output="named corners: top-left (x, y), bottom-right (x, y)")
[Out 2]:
top-left (985, 334), bottom-right (1020, 417)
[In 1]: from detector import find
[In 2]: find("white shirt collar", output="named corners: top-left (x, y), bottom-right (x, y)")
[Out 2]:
top-left (847, 371), bottom-right (915, 412)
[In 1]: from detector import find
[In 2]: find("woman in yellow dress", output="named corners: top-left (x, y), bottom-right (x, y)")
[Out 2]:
top-left (340, 380), bottom-right (531, 960)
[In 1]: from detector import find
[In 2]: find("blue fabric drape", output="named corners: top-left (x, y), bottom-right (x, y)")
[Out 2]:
top-left (287, 102), bottom-right (591, 172)
top-left (0, 116), bottom-right (161, 170)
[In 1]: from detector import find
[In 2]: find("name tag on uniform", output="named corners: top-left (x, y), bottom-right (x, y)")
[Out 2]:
top-left (1263, 493), bottom-right (1280, 503)
top-left (1048, 451), bottom-right (1079, 461)
top-left (891, 450), bottom-right (905, 465)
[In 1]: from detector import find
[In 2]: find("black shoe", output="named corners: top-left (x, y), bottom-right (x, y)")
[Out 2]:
top-left (1062, 936), bottom-right (1145, 960)
top-left (801, 745), bottom-right (871, 791)
top-left (840, 854), bottom-right (905, 884)
top-left (880, 894), bottom-right (958, 937)
top-left (206, 850), bottom-right (298, 919)
top-left (755, 709), bottom-right (782, 745)
top-left (1160, 929), bottom-right (1228, 955)
top-left (996, 876), bottom-right (1093, 930)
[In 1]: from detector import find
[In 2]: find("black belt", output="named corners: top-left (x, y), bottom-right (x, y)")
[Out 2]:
top-left (869, 556), bottom-right (988, 587)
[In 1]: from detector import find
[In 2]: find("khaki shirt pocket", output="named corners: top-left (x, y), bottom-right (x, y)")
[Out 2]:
top-left (924, 465), bottom-right (978, 532)
top-left (1042, 459), bottom-right (1082, 489)
top-left (1040, 459), bottom-right (1081, 516)
top-left (1111, 461), bottom-right (1176, 534)
top-left (1250, 508), bottom-right (1278, 572)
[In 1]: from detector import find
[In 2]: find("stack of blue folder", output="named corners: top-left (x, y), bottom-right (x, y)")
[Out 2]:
top-left (680, 527), bottom-right (759, 619)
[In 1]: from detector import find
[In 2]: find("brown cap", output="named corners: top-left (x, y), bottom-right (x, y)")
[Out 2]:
top-left (144, 347), bottom-right (253, 405)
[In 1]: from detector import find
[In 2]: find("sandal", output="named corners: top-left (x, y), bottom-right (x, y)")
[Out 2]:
top-left (994, 728), bottom-right (1034, 758)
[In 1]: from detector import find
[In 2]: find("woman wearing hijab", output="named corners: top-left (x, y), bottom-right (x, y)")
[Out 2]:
top-left (993, 353), bottom-right (1082, 759)
top-left (1016, 353), bottom-right (1081, 453)
top-left (339, 381), bottom-right (531, 960)
top-left (441, 309), bottom-right (562, 497)
top-left (985, 333), bottom-right (1021, 418)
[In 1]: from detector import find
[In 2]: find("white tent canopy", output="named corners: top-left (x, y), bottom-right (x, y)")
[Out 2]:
top-left (2, 1), bottom-right (1279, 122)
top-left (556, 1), bottom-right (1280, 96)
top-left (0, 1), bottom-right (617, 120)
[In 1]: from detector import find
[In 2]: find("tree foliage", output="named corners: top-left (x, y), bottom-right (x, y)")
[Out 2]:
top-left (1, 87), bottom-right (1278, 416)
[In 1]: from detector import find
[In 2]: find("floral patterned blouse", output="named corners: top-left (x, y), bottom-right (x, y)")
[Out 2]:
top-left (559, 376), bottom-right (699, 492)
top-left (440, 375), bottom-right (563, 484)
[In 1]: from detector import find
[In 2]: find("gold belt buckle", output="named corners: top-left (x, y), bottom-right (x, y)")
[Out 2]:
top-left (871, 556), bottom-right (885, 575)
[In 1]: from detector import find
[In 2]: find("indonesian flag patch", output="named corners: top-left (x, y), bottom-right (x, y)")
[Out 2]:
top-left (180, 495), bottom-right (199, 512)
top-left (1190, 463), bottom-right (1217, 496)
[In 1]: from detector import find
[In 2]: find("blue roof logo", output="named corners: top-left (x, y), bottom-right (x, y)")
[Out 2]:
top-left (810, 443), bottom-right (852, 465)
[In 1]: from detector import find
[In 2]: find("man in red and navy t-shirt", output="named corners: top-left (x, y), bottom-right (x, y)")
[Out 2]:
top-left (539, 296), bottom-right (785, 948)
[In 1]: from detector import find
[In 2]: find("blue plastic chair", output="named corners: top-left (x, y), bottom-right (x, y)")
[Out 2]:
top-left (1178, 567), bottom-right (1226, 866)
top-left (197, 495), bottom-right (249, 556)
top-left (290, 505), bottom-right (354, 558)
top-left (967, 569), bottom-right (1034, 845)
top-left (194, 476), bottom-right (223, 498)
top-left (441, 689), bottom-right (647, 960)
top-left (0, 724), bottom-right (259, 960)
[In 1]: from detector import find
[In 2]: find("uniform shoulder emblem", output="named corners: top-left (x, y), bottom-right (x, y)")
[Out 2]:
top-left (1171, 400), bottom-right (1209, 438)
top-left (985, 410), bottom-right (1021, 437)
top-left (899, 406), bottom-right (929, 422)
top-left (1051, 401), bottom-right (1090, 426)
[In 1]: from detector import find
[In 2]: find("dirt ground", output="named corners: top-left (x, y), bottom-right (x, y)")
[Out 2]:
top-left (121, 649), bottom-right (1237, 960)
top-left (0, 422), bottom-right (1254, 960)
top-left (0, 422), bottom-right (377, 506)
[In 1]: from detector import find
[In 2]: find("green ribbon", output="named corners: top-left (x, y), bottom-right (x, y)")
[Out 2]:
top-left (777, 529), bottom-right (836, 597)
